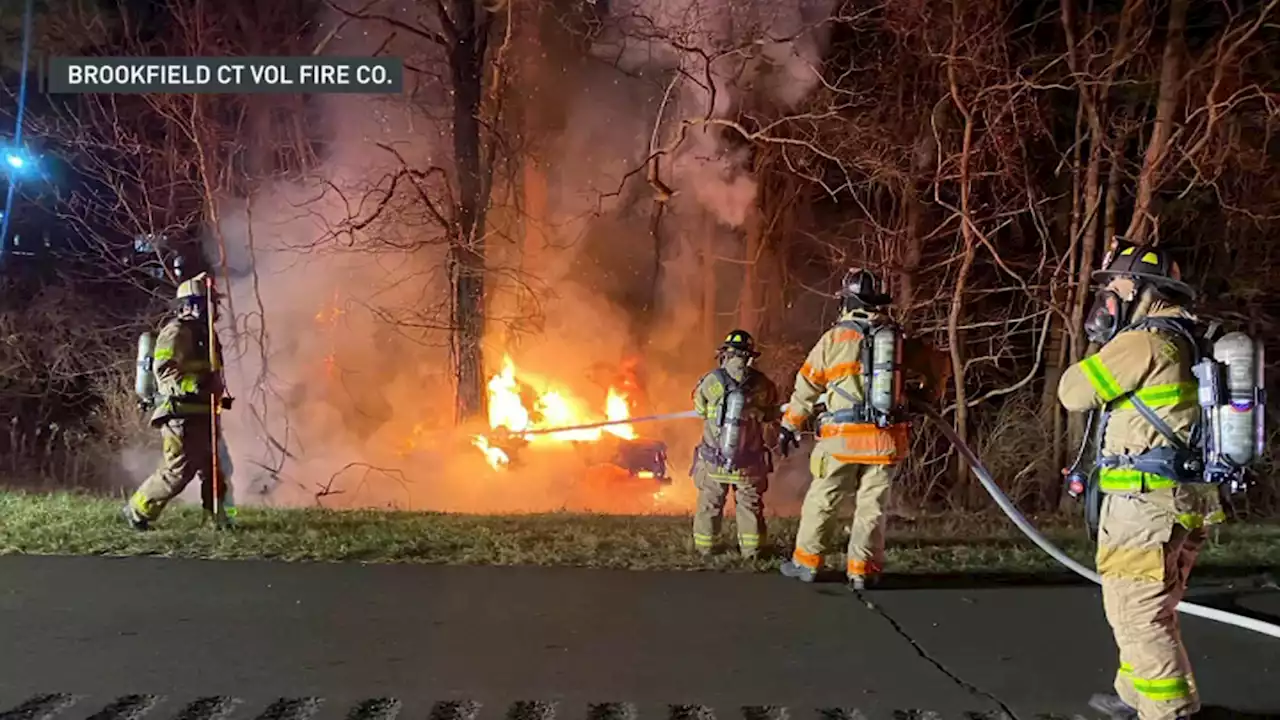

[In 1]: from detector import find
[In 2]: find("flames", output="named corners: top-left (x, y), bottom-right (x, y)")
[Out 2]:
top-left (472, 354), bottom-right (638, 470)
top-left (314, 289), bottom-right (344, 379)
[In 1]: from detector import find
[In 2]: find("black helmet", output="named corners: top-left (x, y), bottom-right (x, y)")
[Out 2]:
top-left (1093, 244), bottom-right (1195, 301)
top-left (718, 329), bottom-right (759, 358)
top-left (838, 268), bottom-right (892, 309)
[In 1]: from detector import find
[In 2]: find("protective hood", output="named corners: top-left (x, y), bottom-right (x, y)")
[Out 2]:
top-left (721, 355), bottom-right (749, 382)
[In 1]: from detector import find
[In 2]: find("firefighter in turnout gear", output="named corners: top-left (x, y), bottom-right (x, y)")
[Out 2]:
top-left (124, 272), bottom-right (236, 530)
top-left (1058, 245), bottom-right (1218, 720)
top-left (778, 269), bottom-right (908, 590)
top-left (690, 330), bottom-right (782, 559)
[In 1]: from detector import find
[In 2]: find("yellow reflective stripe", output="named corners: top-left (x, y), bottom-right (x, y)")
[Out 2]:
top-left (178, 374), bottom-right (200, 393)
top-left (130, 491), bottom-right (159, 519)
top-left (1081, 355), bottom-right (1124, 401)
top-left (224, 506), bottom-right (239, 518)
top-left (153, 347), bottom-right (175, 362)
top-left (1097, 467), bottom-right (1178, 492)
top-left (1112, 382), bottom-right (1197, 410)
top-left (739, 533), bottom-right (760, 547)
top-left (1132, 676), bottom-right (1192, 701)
top-left (693, 533), bottom-right (714, 548)
top-left (1176, 509), bottom-right (1227, 529)
top-left (1117, 663), bottom-right (1194, 701)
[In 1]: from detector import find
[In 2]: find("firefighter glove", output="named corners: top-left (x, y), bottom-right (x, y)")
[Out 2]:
top-left (778, 426), bottom-right (800, 458)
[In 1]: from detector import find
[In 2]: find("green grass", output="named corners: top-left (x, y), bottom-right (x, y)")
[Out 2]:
top-left (2, 490), bottom-right (1279, 576)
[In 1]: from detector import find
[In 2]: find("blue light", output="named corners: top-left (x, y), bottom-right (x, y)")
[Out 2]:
top-left (5, 154), bottom-right (22, 169)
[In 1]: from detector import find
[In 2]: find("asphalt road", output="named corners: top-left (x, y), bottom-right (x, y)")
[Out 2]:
top-left (1, 556), bottom-right (1278, 720)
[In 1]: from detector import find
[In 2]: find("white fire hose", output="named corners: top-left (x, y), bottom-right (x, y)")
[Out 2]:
top-left (511, 410), bottom-right (700, 436)
top-left (516, 403), bottom-right (1280, 639)
top-left (916, 403), bottom-right (1280, 640)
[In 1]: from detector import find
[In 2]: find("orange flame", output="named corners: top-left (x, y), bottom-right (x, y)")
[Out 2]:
top-left (315, 290), bottom-right (344, 380)
top-left (472, 354), bottom-right (637, 470)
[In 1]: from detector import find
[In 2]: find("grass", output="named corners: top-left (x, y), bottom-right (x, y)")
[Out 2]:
top-left (2, 490), bottom-right (1279, 577)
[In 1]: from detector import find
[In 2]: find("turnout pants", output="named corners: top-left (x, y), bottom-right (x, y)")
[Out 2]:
top-left (791, 446), bottom-right (895, 577)
top-left (1097, 493), bottom-right (1204, 720)
top-left (130, 416), bottom-right (229, 521)
top-left (692, 463), bottom-right (766, 555)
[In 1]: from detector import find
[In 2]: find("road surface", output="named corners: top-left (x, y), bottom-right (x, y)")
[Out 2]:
top-left (1, 556), bottom-right (1277, 720)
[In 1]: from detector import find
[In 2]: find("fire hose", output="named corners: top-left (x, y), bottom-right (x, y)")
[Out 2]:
top-left (915, 401), bottom-right (1280, 640)
top-left (512, 403), bottom-right (1280, 639)
top-left (512, 410), bottom-right (700, 436)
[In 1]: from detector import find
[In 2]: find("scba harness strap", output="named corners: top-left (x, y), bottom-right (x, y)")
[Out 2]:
top-left (1094, 316), bottom-right (1206, 491)
top-left (694, 368), bottom-right (771, 477)
top-left (819, 318), bottom-right (900, 428)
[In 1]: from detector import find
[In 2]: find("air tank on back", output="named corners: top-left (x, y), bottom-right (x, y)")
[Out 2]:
top-left (719, 388), bottom-right (747, 469)
top-left (135, 331), bottom-right (157, 405)
top-left (1214, 331), bottom-right (1261, 466)
top-left (870, 325), bottom-right (899, 425)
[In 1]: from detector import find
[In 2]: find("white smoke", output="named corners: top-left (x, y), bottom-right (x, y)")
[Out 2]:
top-left (162, 0), bottom-right (838, 514)
top-left (594, 0), bottom-right (837, 228)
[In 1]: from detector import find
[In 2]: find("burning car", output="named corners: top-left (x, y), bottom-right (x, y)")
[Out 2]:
top-left (471, 355), bottom-right (673, 489)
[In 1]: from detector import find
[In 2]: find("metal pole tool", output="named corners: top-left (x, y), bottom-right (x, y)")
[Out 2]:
top-left (205, 274), bottom-right (223, 524)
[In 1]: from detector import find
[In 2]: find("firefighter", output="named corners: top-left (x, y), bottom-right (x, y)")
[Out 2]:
top-left (123, 272), bottom-right (235, 530)
top-left (690, 330), bottom-right (782, 559)
top-left (777, 268), bottom-right (908, 590)
top-left (1059, 246), bottom-right (1218, 720)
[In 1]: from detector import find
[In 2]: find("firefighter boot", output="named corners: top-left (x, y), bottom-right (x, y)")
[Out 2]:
top-left (779, 560), bottom-right (816, 583)
top-left (848, 574), bottom-right (877, 591)
top-left (121, 504), bottom-right (150, 532)
top-left (1088, 694), bottom-right (1137, 720)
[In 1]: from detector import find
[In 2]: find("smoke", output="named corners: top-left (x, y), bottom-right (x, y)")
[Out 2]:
top-left (598, 0), bottom-right (837, 227)
top-left (160, 0), bottom-right (835, 515)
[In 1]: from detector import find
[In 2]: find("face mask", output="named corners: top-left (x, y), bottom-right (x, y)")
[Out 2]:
top-left (1083, 288), bottom-right (1128, 345)
top-left (721, 354), bottom-right (748, 377)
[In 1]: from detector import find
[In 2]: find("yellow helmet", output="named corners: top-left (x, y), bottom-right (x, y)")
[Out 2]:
top-left (175, 272), bottom-right (211, 301)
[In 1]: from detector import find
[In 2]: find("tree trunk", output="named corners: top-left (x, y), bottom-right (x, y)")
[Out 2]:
top-left (897, 185), bottom-right (923, 323)
top-left (1070, 131), bottom-right (1103, 363)
top-left (739, 203), bottom-right (762, 334)
top-left (1103, 129), bottom-right (1127, 249)
top-left (897, 118), bottom-right (932, 329)
top-left (1126, 0), bottom-right (1189, 245)
top-left (1042, 93), bottom-right (1085, 495)
top-left (450, 0), bottom-right (490, 423)
top-left (945, 2), bottom-right (977, 506)
top-left (644, 199), bottom-right (666, 347)
top-left (1040, 202), bottom-right (1070, 506)
top-left (701, 210), bottom-right (717, 344)
top-left (521, 155), bottom-right (547, 314)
